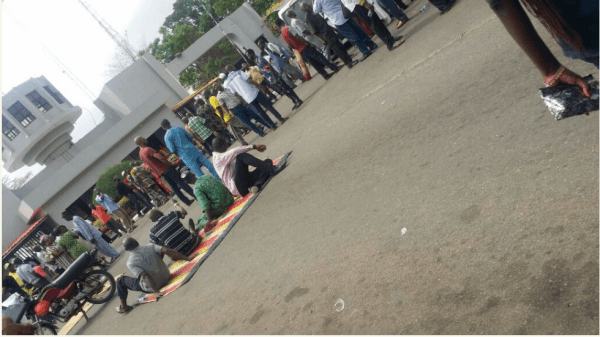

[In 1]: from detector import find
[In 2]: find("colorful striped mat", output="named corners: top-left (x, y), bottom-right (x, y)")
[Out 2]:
top-left (133, 152), bottom-right (290, 305)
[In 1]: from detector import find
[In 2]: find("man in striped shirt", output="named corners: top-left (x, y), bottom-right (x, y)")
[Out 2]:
top-left (147, 209), bottom-right (199, 256)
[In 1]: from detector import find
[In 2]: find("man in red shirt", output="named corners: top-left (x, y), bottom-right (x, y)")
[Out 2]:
top-left (89, 203), bottom-right (127, 237)
top-left (276, 18), bottom-right (339, 80)
top-left (134, 136), bottom-right (196, 206)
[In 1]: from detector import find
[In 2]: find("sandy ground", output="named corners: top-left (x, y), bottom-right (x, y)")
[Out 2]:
top-left (69, 0), bottom-right (598, 334)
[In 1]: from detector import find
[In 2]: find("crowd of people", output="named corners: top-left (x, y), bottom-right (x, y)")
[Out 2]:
top-left (4, 0), bottom-right (597, 324)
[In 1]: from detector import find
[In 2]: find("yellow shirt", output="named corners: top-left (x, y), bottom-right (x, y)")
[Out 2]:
top-left (210, 96), bottom-right (232, 123)
top-left (9, 271), bottom-right (33, 294)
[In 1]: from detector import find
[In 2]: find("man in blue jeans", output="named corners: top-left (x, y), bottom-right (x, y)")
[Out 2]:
top-left (215, 83), bottom-right (270, 137)
top-left (313, 0), bottom-right (378, 62)
top-left (161, 119), bottom-right (220, 180)
top-left (224, 64), bottom-right (288, 127)
top-left (135, 136), bottom-right (198, 206)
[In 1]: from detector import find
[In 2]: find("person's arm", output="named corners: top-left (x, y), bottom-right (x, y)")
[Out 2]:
top-left (147, 148), bottom-right (172, 165)
top-left (486, 0), bottom-right (590, 97)
top-left (159, 246), bottom-right (192, 262)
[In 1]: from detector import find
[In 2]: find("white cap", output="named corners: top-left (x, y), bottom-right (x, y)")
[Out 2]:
top-left (219, 73), bottom-right (226, 80)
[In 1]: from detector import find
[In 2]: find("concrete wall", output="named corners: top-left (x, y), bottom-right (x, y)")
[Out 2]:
top-left (19, 54), bottom-right (189, 229)
top-left (2, 185), bottom-right (28, 251)
top-left (166, 3), bottom-right (285, 76)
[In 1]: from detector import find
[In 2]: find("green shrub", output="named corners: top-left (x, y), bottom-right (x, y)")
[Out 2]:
top-left (94, 161), bottom-right (134, 204)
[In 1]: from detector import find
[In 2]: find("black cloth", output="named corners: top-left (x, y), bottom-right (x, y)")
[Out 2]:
top-left (115, 182), bottom-right (134, 198)
top-left (116, 275), bottom-right (147, 301)
top-left (360, 5), bottom-right (395, 49)
top-left (148, 211), bottom-right (198, 255)
top-left (330, 39), bottom-right (353, 65)
top-left (104, 219), bottom-right (126, 236)
top-left (394, 0), bottom-right (408, 10)
top-left (2, 276), bottom-right (27, 301)
top-left (161, 166), bottom-right (196, 206)
top-left (305, 11), bottom-right (339, 44)
top-left (428, 0), bottom-right (451, 11)
top-left (233, 153), bottom-right (273, 196)
top-left (300, 46), bottom-right (339, 78)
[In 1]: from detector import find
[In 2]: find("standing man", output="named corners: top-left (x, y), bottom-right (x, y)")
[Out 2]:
top-left (376, 0), bottom-right (411, 28)
top-left (61, 210), bottom-right (121, 262)
top-left (195, 99), bottom-right (236, 145)
top-left (348, 0), bottom-right (405, 51)
top-left (215, 83), bottom-right (269, 137)
top-left (275, 18), bottom-right (340, 79)
top-left (249, 50), bottom-right (304, 110)
top-left (161, 119), bottom-right (221, 179)
top-left (205, 89), bottom-right (250, 145)
top-left (113, 177), bottom-right (154, 218)
top-left (183, 112), bottom-right (215, 156)
top-left (313, 0), bottom-right (378, 61)
top-left (135, 136), bottom-right (197, 206)
top-left (94, 188), bottom-right (134, 232)
top-left (116, 238), bottom-right (191, 314)
top-left (89, 203), bottom-right (127, 237)
top-left (264, 40), bottom-right (305, 83)
top-left (287, 11), bottom-right (327, 52)
top-left (223, 64), bottom-right (288, 127)
top-left (299, 4), bottom-right (356, 68)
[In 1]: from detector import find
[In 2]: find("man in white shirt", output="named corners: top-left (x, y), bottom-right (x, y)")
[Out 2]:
top-left (211, 136), bottom-right (283, 197)
top-left (223, 64), bottom-right (288, 128)
top-left (313, 0), bottom-right (378, 61)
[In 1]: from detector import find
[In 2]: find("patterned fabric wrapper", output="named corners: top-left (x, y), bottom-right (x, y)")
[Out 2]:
top-left (540, 75), bottom-right (599, 120)
top-left (293, 49), bottom-right (312, 81)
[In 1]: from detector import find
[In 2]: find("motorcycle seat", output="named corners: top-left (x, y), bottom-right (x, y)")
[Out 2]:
top-left (50, 253), bottom-right (93, 289)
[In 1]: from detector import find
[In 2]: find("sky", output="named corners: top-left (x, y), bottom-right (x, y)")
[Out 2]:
top-left (2, 0), bottom-right (177, 181)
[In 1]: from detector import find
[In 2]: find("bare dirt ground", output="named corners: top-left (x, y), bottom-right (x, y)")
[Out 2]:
top-left (70, 0), bottom-right (598, 334)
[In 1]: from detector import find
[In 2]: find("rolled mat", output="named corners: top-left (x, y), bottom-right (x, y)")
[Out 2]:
top-left (133, 151), bottom-right (291, 305)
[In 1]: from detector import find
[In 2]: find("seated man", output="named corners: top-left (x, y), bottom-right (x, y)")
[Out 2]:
top-left (116, 238), bottom-right (191, 314)
top-left (147, 209), bottom-right (200, 256)
top-left (211, 136), bottom-right (284, 197)
top-left (11, 258), bottom-right (49, 291)
top-left (194, 175), bottom-right (234, 233)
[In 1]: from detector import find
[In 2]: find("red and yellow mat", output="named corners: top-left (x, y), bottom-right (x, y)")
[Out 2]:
top-left (134, 152), bottom-right (290, 305)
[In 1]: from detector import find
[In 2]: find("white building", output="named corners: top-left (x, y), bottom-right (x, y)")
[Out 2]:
top-left (2, 4), bottom-right (280, 252)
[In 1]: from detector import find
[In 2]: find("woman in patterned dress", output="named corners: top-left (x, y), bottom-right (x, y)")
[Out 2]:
top-left (130, 163), bottom-right (170, 206)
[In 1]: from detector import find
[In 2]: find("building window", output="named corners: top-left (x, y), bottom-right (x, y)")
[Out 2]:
top-left (43, 85), bottom-right (65, 104)
top-left (2, 116), bottom-right (20, 140)
top-left (26, 90), bottom-right (52, 113)
top-left (7, 101), bottom-right (36, 127)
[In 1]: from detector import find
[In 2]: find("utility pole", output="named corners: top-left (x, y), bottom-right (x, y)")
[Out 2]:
top-left (78, 0), bottom-right (137, 62)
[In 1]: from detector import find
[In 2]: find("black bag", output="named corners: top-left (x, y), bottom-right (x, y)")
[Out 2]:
top-left (540, 74), bottom-right (599, 120)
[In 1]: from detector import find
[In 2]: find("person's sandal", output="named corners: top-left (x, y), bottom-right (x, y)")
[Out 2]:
top-left (249, 186), bottom-right (260, 194)
top-left (116, 305), bottom-right (134, 314)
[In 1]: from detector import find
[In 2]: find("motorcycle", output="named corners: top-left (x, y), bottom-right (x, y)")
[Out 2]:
top-left (2, 293), bottom-right (58, 335)
top-left (33, 249), bottom-right (116, 323)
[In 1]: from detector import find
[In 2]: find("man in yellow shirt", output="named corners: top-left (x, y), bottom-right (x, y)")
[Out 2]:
top-left (204, 90), bottom-right (250, 146)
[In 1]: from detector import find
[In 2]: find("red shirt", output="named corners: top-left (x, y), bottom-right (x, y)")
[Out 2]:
top-left (91, 205), bottom-right (111, 224)
top-left (139, 147), bottom-right (170, 177)
top-left (281, 26), bottom-right (307, 53)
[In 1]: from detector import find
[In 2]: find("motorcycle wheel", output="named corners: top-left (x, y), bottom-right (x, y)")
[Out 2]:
top-left (81, 269), bottom-right (116, 304)
top-left (34, 323), bottom-right (57, 335)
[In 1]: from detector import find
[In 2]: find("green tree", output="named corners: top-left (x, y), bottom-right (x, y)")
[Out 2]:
top-left (179, 67), bottom-right (200, 88)
top-left (163, 0), bottom-right (215, 34)
top-left (212, 0), bottom-right (244, 16)
top-left (94, 161), bottom-right (134, 204)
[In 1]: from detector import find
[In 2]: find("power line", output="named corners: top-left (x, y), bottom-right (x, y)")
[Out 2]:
top-left (2, 3), bottom-right (98, 102)
top-left (78, 0), bottom-right (137, 62)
